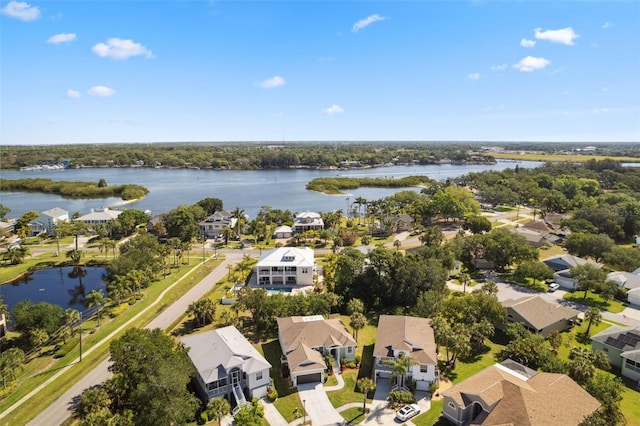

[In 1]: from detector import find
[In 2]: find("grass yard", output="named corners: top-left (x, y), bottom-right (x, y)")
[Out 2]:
top-left (538, 245), bottom-right (566, 260)
top-left (621, 379), bottom-right (640, 426)
top-left (324, 373), bottom-right (339, 387)
top-left (563, 291), bottom-right (626, 313)
top-left (326, 368), bottom-right (372, 408)
top-left (339, 406), bottom-right (366, 424)
top-left (412, 399), bottom-right (445, 426)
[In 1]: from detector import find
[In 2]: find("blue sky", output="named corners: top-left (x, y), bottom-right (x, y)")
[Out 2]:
top-left (1, 0), bottom-right (639, 145)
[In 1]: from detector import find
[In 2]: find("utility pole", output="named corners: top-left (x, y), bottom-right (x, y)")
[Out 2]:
top-left (79, 311), bottom-right (83, 362)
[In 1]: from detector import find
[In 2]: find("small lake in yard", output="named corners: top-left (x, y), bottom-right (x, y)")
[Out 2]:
top-left (0, 267), bottom-right (108, 314)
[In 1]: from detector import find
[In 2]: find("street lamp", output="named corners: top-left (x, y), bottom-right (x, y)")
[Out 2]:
top-left (303, 399), bottom-right (306, 425)
top-left (79, 311), bottom-right (83, 362)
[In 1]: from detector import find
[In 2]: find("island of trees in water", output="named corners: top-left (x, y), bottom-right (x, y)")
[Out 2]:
top-left (0, 178), bottom-right (148, 200)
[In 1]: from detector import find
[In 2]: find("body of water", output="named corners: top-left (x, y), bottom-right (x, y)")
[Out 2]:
top-left (0, 160), bottom-right (542, 219)
top-left (0, 266), bottom-right (107, 313)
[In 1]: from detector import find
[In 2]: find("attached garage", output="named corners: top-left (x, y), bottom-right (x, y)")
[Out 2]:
top-left (296, 372), bottom-right (322, 385)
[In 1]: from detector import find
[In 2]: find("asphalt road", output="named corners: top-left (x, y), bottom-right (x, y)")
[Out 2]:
top-left (21, 251), bottom-right (244, 426)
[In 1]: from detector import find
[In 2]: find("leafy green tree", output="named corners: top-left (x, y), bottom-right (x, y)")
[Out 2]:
top-left (603, 245), bottom-right (640, 272)
top-left (0, 203), bottom-right (10, 220)
top-left (414, 288), bottom-right (448, 319)
top-left (0, 347), bottom-right (25, 381)
top-left (500, 323), bottom-right (553, 370)
top-left (77, 385), bottom-right (111, 417)
top-left (480, 228), bottom-right (538, 271)
top-left (382, 352), bottom-right (416, 389)
top-left (431, 186), bottom-right (480, 221)
top-left (106, 328), bottom-right (200, 426)
top-left (3, 246), bottom-right (30, 265)
top-left (11, 300), bottom-right (63, 335)
top-left (356, 377), bottom-right (376, 413)
top-left (570, 264), bottom-right (608, 299)
top-left (233, 398), bottom-right (264, 426)
top-left (164, 204), bottom-right (204, 242)
top-left (14, 210), bottom-right (39, 237)
top-left (29, 328), bottom-right (49, 355)
top-left (349, 311), bottom-right (367, 341)
top-left (463, 215), bottom-right (491, 234)
top-left (206, 397), bottom-right (231, 426)
top-left (196, 197), bottom-right (224, 216)
top-left (565, 233), bottom-right (614, 262)
top-left (582, 372), bottom-right (626, 426)
top-left (514, 260), bottom-right (554, 287)
top-left (419, 226), bottom-right (444, 247)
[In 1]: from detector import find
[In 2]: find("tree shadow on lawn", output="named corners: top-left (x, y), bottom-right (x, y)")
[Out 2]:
top-left (575, 331), bottom-right (593, 345)
top-left (261, 339), bottom-right (295, 397)
top-left (358, 344), bottom-right (374, 381)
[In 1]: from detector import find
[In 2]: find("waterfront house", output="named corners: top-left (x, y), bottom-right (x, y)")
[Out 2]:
top-left (180, 326), bottom-right (271, 407)
top-left (373, 315), bottom-right (437, 391)
top-left (277, 315), bottom-right (356, 386)
top-left (293, 211), bottom-right (324, 233)
top-left (198, 210), bottom-right (236, 238)
top-left (29, 207), bottom-right (69, 235)
top-left (441, 359), bottom-right (600, 426)
top-left (76, 207), bottom-right (122, 227)
top-left (499, 296), bottom-right (579, 337)
top-left (255, 247), bottom-right (314, 287)
top-left (591, 325), bottom-right (640, 384)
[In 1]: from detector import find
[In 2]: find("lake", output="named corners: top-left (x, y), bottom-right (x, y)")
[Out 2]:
top-left (0, 160), bottom-right (542, 219)
top-left (0, 266), bottom-right (107, 313)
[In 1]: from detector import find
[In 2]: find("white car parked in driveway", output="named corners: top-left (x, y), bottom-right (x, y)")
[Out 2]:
top-left (548, 283), bottom-right (560, 292)
top-left (396, 403), bottom-right (420, 421)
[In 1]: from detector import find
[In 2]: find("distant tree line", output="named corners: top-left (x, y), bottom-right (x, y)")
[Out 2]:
top-left (0, 142), bottom-right (495, 170)
top-left (0, 178), bottom-right (148, 201)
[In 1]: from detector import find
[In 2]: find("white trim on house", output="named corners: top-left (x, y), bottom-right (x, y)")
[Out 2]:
top-left (256, 247), bottom-right (315, 287)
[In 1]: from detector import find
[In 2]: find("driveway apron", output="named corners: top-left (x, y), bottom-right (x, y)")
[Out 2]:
top-left (297, 382), bottom-right (345, 426)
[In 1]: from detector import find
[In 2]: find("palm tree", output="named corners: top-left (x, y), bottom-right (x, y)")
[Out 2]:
top-left (460, 272), bottom-right (471, 294)
top-left (356, 377), bottom-right (376, 413)
top-left (382, 353), bottom-right (416, 390)
top-left (64, 308), bottom-right (81, 333)
top-left (350, 312), bottom-right (367, 341)
top-left (347, 298), bottom-right (364, 316)
top-left (29, 328), bottom-right (49, 356)
top-left (187, 299), bottom-right (216, 327)
top-left (393, 239), bottom-right (401, 252)
top-left (206, 397), bottom-right (231, 426)
top-left (86, 289), bottom-right (105, 326)
top-left (99, 238), bottom-right (112, 259)
top-left (4, 246), bottom-right (30, 265)
top-left (180, 240), bottom-right (192, 265)
top-left (584, 307), bottom-right (602, 336)
top-left (221, 227), bottom-right (233, 245)
top-left (126, 270), bottom-right (147, 297)
top-left (231, 207), bottom-right (245, 239)
top-left (354, 197), bottom-right (367, 224)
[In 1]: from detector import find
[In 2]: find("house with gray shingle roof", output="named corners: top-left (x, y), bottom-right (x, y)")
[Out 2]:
top-left (441, 359), bottom-right (600, 426)
top-left (180, 326), bottom-right (271, 405)
top-left (29, 207), bottom-right (69, 235)
top-left (499, 296), bottom-right (579, 337)
top-left (543, 254), bottom-right (603, 290)
top-left (373, 315), bottom-right (438, 391)
top-left (277, 315), bottom-right (356, 386)
top-left (592, 324), bottom-right (640, 383)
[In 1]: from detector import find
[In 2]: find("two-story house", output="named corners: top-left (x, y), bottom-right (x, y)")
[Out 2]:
top-left (180, 326), bottom-right (272, 409)
top-left (293, 211), bottom-right (324, 233)
top-left (29, 207), bottom-right (69, 235)
top-left (198, 210), bottom-right (237, 238)
top-left (255, 247), bottom-right (314, 287)
top-left (373, 315), bottom-right (438, 391)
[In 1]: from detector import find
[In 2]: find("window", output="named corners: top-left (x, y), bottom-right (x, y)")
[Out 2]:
top-left (448, 402), bottom-right (457, 410)
top-left (347, 346), bottom-right (353, 353)
top-left (256, 371), bottom-right (263, 381)
top-left (302, 267), bottom-right (309, 274)
top-left (420, 364), bottom-right (428, 373)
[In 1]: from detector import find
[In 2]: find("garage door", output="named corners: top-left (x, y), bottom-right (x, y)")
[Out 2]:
top-left (297, 373), bottom-right (322, 384)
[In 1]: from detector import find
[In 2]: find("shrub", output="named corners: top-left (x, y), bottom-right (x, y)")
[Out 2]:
top-left (54, 339), bottom-right (79, 358)
top-left (267, 388), bottom-right (278, 401)
top-left (429, 382), bottom-right (438, 395)
top-left (388, 390), bottom-right (415, 404)
top-left (355, 354), bottom-right (362, 365)
top-left (109, 303), bottom-right (129, 317)
top-left (345, 361), bottom-right (357, 369)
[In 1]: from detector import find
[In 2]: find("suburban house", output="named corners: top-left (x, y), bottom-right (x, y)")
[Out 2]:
top-left (273, 225), bottom-right (293, 239)
top-left (542, 254), bottom-right (603, 290)
top-left (198, 210), bottom-right (236, 238)
top-left (146, 214), bottom-right (166, 235)
top-left (180, 326), bottom-right (272, 409)
top-left (373, 315), bottom-right (438, 391)
top-left (629, 287), bottom-right (640, 306)
top-left (441, 359), bottom-right (601, 426)
top-left (608, 271), bottom-right (640, 291)
top-left (277, 315), bottom-right (357, 386)
top-left (293, 211), bottom-right (324, 233)
top-left (591, 325), bottom-right (640, 384)
top-left (29, 207), bottom-right (69, 235)
top-left (499, 296), bottom-right (579, 337)
top-left (381, 214), bottom-right (415, 233)
top-left (508, 227), bottom-right (549, 248)
top-left (255, 247), bottom-right (314, 287)
top-left (76, 207), bottom-right (122, 227)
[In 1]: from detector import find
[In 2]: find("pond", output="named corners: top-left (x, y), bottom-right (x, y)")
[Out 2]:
top-left (0, 267), bottom-right (108, 314)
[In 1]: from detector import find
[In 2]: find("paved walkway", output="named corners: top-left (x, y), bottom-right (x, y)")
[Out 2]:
top-left (297, 382), bottom-right (345, 426)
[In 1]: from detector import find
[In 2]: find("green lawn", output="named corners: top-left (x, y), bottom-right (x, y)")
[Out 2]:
top-left (412, 399), bottom-right (445, 426)
top-left (340, 406), bottom-right (366, 424)
top-left (563, 291), bottom-right (626, 313)
top-left (326, 369), bottom-right (372, 408)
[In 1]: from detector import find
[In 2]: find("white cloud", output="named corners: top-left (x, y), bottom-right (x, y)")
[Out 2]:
top-left (92, 38), bottom-right (153, 60)
top-left (259, 76), bottom-right (286, 89)
top-left (520, 38), bottom-right (536, 48)
top-left (66, 89), bottom-right (81, 99)
top-left (1, 1), bottom-right (40, 21)
top-left (467, 73), bottom-right (480, 81)
top-left (47, 33), bottom-right (77, 44)
top-left (601, 22), bottom-right (613, 29)
top-left (513, 56), bottom-right (551, 72)
top-left (592, 108), bottom-right (612, 114)
top-left (323, 104), bottom-right (344, 115)
top-left (88, 86), bottom-right (115, 97)
top-left (534, 27), bottom-right (579, 46)
top-left (352, 14), bottom-right (387, 32)
top-left (490, 64), bottom-right (508, 71)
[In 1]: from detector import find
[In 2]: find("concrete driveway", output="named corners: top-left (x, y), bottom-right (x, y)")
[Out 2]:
top-left (298, 382), bottom-right (345, 426)
top-left (361, 379), bottom-right (430, 426)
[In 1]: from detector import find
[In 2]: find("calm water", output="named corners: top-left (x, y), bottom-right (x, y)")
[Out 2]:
top-left (0, 267), bottom-right (107, 313)
top-left (0, 160), bottom-right (542, 219)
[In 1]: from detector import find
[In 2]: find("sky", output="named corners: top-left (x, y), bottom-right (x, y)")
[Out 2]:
top-left (1, 0), bottom-right (639, 145)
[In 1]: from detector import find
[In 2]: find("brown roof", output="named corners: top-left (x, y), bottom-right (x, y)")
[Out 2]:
top-left (443, 362), bottom-right (600, 425)
top-left (502, 296), bottom-right (579, 330)
top-left (373, 315), bottom-right (437, 365)
top-left (287, 343), bottom-right (326, 374)
top-left (277, 316), bottom-right (356, 353)
top-left (522, 220), bottom-right (554, 232)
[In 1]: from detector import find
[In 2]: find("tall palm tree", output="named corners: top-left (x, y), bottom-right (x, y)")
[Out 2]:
top-left (350, 312), bottom-right (367, 341)
top-left (231, 207), bottom-right (245, 239)
top-left (86, 290), bottom-right (105, 326)
top-left (187, 299), bottom-right (216, 327)
top-left (64, 308), bottom-right (81, 333)
top-left (382, 353), bottom-right (416, 390)
top-left (29, 328), bottom-right (49, 356)
top-left (584, 307), bottom-right (602, 336)
top-left (356, 377), bottom-right (376, 413)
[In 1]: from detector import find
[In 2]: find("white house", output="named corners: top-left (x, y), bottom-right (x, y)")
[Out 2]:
top-left (373, 315), bottom-right (438, 391)
top-left (293, 211), bottom-right (324, 233)
top-left (592, 325), bottom-right (640, 383)
top-left (198, 210), bottom-right (237, 238)
top-left (277, 315), bottom-right (357, 386)
top-left (255, 247), bottom-right (314, 287)
top-left (629, 287), bottom-right (640, 306)
top-left (180, 326), bottom-right (272, 407)
top-left (30, 207), bottom-right (69, 235)
top-left (273, 225), bottom-right (293, 239)
top-left (75, 207), bottom-right (122, 227)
